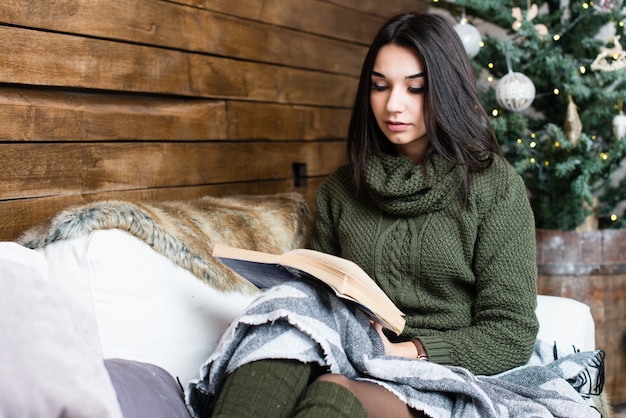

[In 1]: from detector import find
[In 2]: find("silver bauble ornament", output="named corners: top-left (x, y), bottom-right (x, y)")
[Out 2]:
top-left (594, 0), bottom-right (620, 12)
top-left (454, 20), bottom-right (482, 58)
top-left (613, 112), bottom-right (626, 139)
top-left (495, 71), bottom-right (536, 112)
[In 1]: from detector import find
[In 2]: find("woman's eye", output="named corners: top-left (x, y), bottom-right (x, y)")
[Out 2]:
top-left (371, 84), bottom-right (388, 92)
top-left (408, 86), bottom-right (426, 94)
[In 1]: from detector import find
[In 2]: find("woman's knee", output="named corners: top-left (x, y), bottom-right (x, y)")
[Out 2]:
top-left (314, 373), bottom-right (353, 387)
top-left (314, 374), bottom-right (424, 418)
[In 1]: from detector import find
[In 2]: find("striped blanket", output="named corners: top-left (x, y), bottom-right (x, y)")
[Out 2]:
top-left (187, 281), bottom-right (604, 418)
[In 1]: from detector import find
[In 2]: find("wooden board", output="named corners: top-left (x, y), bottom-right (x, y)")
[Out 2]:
top-left (0, 87), bottom-right (227, 141)
top-left (0, 26), bottom-right (357, 106)
top-left (170, 0), bottom-right (386, 44)
top-left (0, 87), bottom-right (351, 142)
top-left (0, 141), bottom-right (345, 200)
top-left (0, 0), bottom-right (366, 76)
top-left (227, 102), bottom-right (351, 140)
top-left (325, 0), bottom-right (424, 16)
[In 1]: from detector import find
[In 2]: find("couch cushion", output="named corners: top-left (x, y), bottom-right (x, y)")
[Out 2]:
top-left (39, 229), bottom-right (257, 385)
top-left (0, 242), bottom-right (123, 418)
top-left (105, 358), bottom-right (191, 418)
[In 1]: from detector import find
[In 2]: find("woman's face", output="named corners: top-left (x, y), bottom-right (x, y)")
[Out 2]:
top-left (370, 43), bottom-right (428, 163)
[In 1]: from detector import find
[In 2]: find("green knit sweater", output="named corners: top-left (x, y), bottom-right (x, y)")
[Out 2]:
top-left (311, 154), bottom-right (539, 376)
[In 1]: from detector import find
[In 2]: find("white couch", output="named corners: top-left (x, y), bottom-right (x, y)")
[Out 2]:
top-left (0, 231), bottom-right (600, 418)
top-left (26, 229), bottom-right (600, 380)
top-left (536, 293), bottom-right (595, 353)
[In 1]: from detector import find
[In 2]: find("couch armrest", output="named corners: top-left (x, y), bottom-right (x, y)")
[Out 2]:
top-left (536, 294), bottom-right (595, 352)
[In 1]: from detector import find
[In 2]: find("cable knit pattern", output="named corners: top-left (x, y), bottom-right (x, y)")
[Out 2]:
top-left (311, 154), bottom-right (539, 376)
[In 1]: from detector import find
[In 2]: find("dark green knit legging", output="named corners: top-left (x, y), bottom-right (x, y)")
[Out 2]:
top-left (209, 359), bottom-right (425, 418)
top-left (210, 360), bottom-right (366, 418)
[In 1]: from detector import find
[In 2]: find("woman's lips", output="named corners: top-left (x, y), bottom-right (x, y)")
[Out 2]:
top-left (385, 121), bottom-right (410, 132)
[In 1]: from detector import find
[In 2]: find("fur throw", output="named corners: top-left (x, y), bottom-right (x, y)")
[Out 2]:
top-left (18, 193), bottom-right (311, 293)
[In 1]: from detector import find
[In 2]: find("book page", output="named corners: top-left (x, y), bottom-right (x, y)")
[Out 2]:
top-left (282, 249), bottom-right (399, 311)
top-left (284, 249), bottom-right (370, 285)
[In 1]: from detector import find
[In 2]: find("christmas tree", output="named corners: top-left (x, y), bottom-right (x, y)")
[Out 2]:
top-left (428, 0), bottom-right (626, 230)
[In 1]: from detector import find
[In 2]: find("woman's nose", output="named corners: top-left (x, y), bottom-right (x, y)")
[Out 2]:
top-left (386, 88), bottom-right (406, 113)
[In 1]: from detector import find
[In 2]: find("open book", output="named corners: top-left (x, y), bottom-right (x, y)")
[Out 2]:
top-left (212, 244), bottom-right (406, 334)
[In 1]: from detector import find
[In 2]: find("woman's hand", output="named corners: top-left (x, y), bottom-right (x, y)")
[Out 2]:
top-left (371, 322), bottom-right (418, 359)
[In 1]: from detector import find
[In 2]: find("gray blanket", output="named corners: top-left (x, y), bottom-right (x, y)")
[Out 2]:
top-left (187, 281), bottom-right (604, 418)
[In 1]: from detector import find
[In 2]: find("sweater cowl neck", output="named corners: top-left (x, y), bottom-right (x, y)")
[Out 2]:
top-left (364, 154), bottom-right (460, 216)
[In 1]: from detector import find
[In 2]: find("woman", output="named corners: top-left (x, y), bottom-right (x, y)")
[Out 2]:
top-left (190, 12), bottom-right (539, 418)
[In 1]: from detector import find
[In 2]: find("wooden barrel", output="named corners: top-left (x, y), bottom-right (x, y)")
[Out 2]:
top-left (536, 229), bottom-right (626, 405)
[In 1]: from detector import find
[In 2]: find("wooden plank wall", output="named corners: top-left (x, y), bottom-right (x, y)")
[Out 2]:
top-left (0, 0), bottom-right (423, 241)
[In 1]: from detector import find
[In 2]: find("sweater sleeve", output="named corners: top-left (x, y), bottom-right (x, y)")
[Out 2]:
top-left (417, 166), bottom-right (539, 375)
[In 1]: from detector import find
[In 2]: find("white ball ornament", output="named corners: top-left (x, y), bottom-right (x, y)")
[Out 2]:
top-left (594, 0), bottom-right (619, 12)
top-left (613, 112), bottom-right (626, 139)
top-left (495, 71), bottom-right (536, 112)
top-left (454, 20), bottom-right (482, 58)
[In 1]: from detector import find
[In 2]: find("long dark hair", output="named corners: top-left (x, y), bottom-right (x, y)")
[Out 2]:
top-left (347, 12), bottom-right (501, 199)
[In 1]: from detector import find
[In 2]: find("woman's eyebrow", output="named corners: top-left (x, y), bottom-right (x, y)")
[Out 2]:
top-left (371, 70), bottom-right (425, 79)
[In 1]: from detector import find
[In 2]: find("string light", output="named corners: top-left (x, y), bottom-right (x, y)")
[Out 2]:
top-left (492, 109), bottom-right (499, 116)
top-left (530, 157), bottom-right (536, 163)
top-left (579, 66), bottom-right (586, 74)
top-left (582, 2), bottom-right (590, 9)
top-left (601, 152), bottom-right (609, 160)
top-left (530, 141), bottom-right (537, 148)
top-left (611, 214), bottom-right (618, 222)
top-left (517, 138), bottom-right (523, 144)
top-left (554, 88), bottom-right (560, 95)
top-left (553, 34), bottom-right (561, 41)
top-left (488, 62), bottom-right (494, 69)
top-left (554, 141), bottom-right (561, 147)
top-left (544, 160), bottom-right (550, 166)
